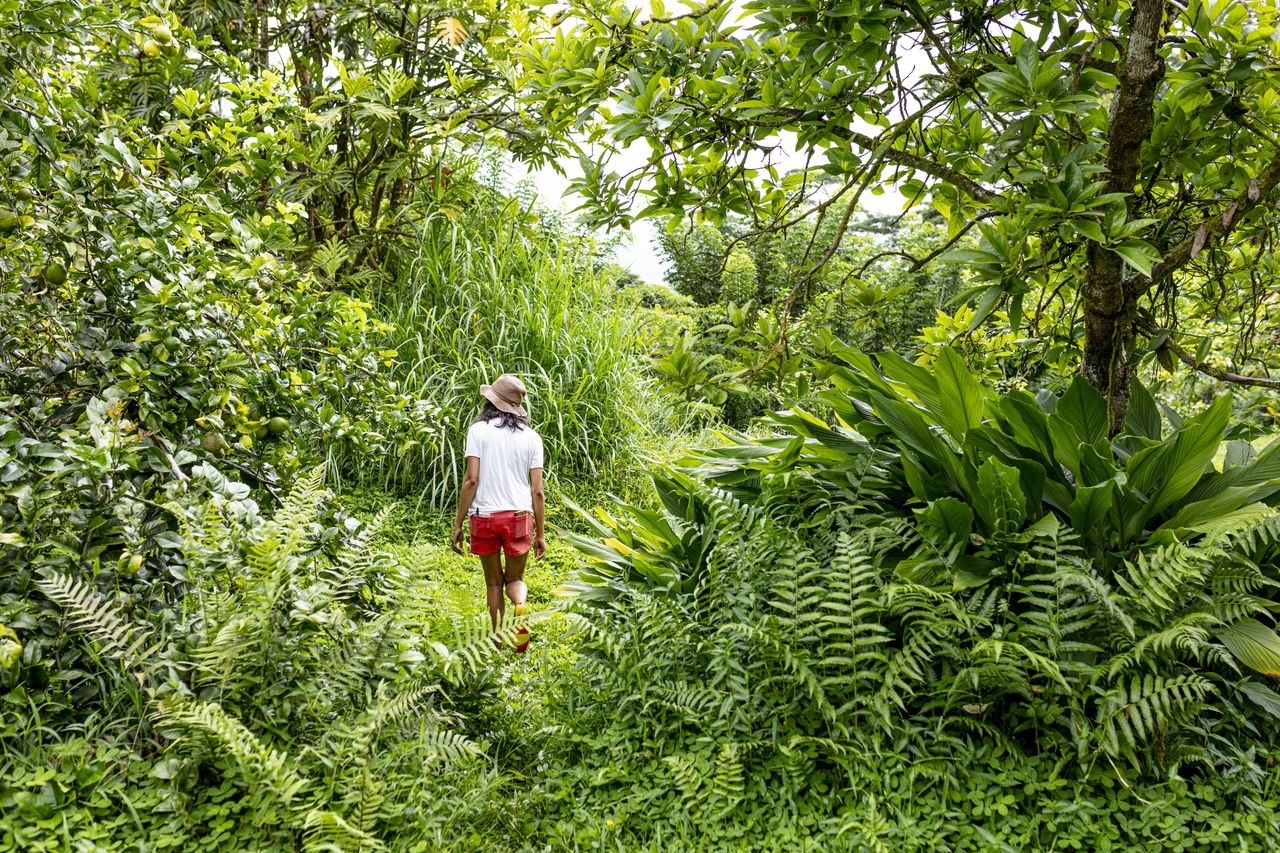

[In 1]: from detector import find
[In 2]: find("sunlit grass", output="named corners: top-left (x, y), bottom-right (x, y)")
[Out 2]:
top-left (339, 204), bottom-right (680, 505)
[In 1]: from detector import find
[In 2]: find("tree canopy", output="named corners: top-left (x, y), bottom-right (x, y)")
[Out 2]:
top-left (519, 0), bottom-right (1280, 427)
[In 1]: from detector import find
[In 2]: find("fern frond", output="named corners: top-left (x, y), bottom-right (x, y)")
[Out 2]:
top-left (1116, 543), bottom-right (1207, 616)
top-left (1105, 612), bottom-right (1218, 677)
top-left (302, 808), bottom-right (386, 852)
top-left (266, 464), bottom-right (328, 557)
top-left (719, 621), bottom-right (837, 727)
top-left (156, 697), bottom-right (309, 805)
top-left (327, 504), bottom-right (397, 599)
top-left (36, 573), bottom-right (160, 670)
top-left (1097, 673), bottom-right (1214, 758)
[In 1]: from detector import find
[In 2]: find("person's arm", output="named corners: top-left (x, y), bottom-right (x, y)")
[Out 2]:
top-left (451, 456), bottom-right (480, 555)
top-left (531, 467), bottom-right (546, 560)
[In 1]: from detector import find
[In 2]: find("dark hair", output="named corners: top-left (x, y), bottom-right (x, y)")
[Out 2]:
top-left (475, 401), bottom-right (529, 431)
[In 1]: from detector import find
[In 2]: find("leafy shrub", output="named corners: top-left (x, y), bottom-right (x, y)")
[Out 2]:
top-left (0, 1), bottom-right (442, 727)
top-left (547, 346), bottom-right (1280, 845)
top-left (720, 250), bottom-right (758, 306)
top-left (654, 222), bottom-right (727, 306)
top-left (27, 469), bottom-right (541, 851)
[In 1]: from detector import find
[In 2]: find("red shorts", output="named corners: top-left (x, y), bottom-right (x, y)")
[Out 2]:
top-left (469, 511), bottom-right (533, 558)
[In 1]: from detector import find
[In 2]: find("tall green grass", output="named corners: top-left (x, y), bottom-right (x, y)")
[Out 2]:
top-left (344, 200), bottom-right (677, 504)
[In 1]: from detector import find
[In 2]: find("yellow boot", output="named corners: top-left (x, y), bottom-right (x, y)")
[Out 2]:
top-left (512, 604), bottom-right (530, 653)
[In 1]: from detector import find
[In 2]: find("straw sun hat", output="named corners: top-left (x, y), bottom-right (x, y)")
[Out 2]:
top-left (480, 374), bottom-right (528, 417)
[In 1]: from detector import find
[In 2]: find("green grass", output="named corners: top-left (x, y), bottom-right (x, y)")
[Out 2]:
top-left (339, 204), bottom-right (683, 506)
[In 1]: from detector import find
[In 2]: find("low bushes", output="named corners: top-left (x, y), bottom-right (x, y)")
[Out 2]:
top-left (545, 346), bottom-right (1280, 846)
top-left (13, 470), bottom-right (539, 852)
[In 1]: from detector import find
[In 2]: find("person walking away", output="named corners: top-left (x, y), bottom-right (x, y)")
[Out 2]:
top-left (450, 374), bottom-right (546, 652)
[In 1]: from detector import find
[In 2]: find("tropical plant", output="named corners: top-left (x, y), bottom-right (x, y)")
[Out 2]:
top-left (552, 348), bottom-right (1280, 844)
top-left (31, 468), bottom-right (541, 850)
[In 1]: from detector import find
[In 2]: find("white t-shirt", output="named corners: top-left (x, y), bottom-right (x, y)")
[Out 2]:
top-left (464, 419), bottom-right (544, 515)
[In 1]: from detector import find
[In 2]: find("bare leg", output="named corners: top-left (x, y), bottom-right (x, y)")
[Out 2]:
top-left (503, 550), bottom-right (528, 608)
top-left (480, 552), bottom-right (505, 631)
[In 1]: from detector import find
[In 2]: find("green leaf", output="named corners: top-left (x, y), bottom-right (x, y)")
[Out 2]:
top-left (932, 348), bottom-right (988, 441)
top-left (1238, 680), bottom-right (1280, 718)
top-left (1111, 239), bottom-right (1162, 277)
top-left (915, 497), bottom-right (974, 554)
top-left (1069, 219), bottom-right (1105, 242)
top-left (1069, 479), bottom-right (1117, 535)
top-left (1128, 395), bottom-right (1230, 519)
top-left (975, 457), bottom-right (1026, 536)
top-left (1219, 619), bottom-right (1280, 677)
top-left (1054, 377), bottom-right (1109, 445)
top-left (1124, 381), bottom-right (1162, 440)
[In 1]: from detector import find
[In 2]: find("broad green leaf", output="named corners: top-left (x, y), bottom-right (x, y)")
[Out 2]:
top-left (1054, 378), bottom-right (1110, 445)
top-left (915, 497), bottom-right (974, 554)
top-left (1219, 619), bottom-right (1280, 677)
top-left (1111, 239), bottom-right (1162, 276)
top-left (1070, 480), bottom-right (1116, 535)
top-left (975, 457), bottom-right (1025, 536)
top-left (1124, 381), bottom-right (1162, 440)
top-left (1238, 680), bottom-right (1280, 718)
top-left (932, 348), bottom-right (987, 440)
top-left (1129, 395), bottom-right (1230, 519)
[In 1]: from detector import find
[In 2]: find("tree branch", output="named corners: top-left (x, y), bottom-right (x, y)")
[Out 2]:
top-left (1146, 323), bottom-right (1280, 389)
top-left (1144, 148), bottom-right (1280, 286)
top-left (1060, 51), bottom-right (1117, 75)
top-left (767, 107), bottom-right (1003, 205)
top-left (646, 0), bottom-right (725, 25)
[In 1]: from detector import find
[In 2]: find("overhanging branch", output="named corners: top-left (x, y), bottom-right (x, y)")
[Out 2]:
top-left (766, 107), bottom-right (1003, 205)
top-left (1144, 149), bottom-right (1280, 287)
top-left (1145, 323), bottom-right (1280, 389)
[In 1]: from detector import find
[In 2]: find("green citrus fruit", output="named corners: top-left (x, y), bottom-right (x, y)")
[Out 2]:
top-left (201, 432), bottom-right (228, 453)
top-left (253, 425), bottom-right (268, 440)
top-left (161, 41), bottom-right (179, 57)
top-left (237, 434), bottom-right (253, 450)
top-left (164, 336), bottom-right (181, 350)
top-left (142, 39), bottom-right (161, 58)
top-left (0, 209), bottom-right (19, 231)
top-left (267, 416), bottom-right (289, 435)
top-left (42, 263), bottom-right (67, 286)
top-left (153, 25), bottom-right (173, 43)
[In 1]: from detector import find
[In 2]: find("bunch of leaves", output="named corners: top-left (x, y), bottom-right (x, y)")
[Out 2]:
top-left (547, 345), bottom-right (1280, 843)
top-left (27, 468), bottom-right (541, 851)
top-left (0, 3), bottom-right (437, 722)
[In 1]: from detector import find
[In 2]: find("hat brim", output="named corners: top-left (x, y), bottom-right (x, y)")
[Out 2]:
top-left (480, 385), bottom-right (527, 417)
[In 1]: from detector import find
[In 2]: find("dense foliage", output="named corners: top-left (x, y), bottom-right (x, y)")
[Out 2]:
top-left (547, 348), bottom-right (1280, 846)
top-left (648, 211), bottom-right (966, 425)
top-left (9, 471), bottom-right (547, 850)
top-left (6, 0), bottom-right (1280, 850)
top-left (520, 0), bottom-right (1280, 422)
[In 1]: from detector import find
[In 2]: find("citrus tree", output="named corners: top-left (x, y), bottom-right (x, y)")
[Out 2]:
top-left (519, 0), bottom-right (1280, 427)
